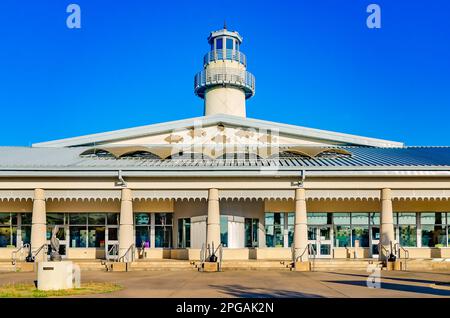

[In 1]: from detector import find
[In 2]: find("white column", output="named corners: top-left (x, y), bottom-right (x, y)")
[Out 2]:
top-left (119, 188), bottom-right (134, 262)
top-left (294, 188), bottom-right (309, 262)
top-left (380, 188), bottom-right (395, 260)
top-left (206, 188), bottom-right (220, 250)
top-left (31, 188), bottom-right (47, 262)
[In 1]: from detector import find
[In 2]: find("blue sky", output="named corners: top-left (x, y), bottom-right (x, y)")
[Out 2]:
top-left (0, 0), bottom-right (449, 146)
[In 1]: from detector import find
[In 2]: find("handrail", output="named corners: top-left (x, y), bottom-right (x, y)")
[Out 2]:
top-left (309, 243), bottom-right (316, 272)
top-left (214, 243), bottom-right (223, 272)
top-left (139, 241), bottom-right (147, 259)
top-left (11, 243), bottom-right (30, 265)
top-left (394, 243), bottom-right (409, 271)
top-left (118, 244), bottom-right (135, 263)
top-left (32, 244), bottom-right (48, 262)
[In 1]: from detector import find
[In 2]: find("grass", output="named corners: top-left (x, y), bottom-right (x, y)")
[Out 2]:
top-left (0, 282), bottom-right (122, 298)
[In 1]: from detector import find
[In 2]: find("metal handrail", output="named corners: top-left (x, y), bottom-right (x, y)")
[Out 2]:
top-left (203, 49), bottom-right (247, 66)
top-left (378, 242), bottom-right (391, 263)
top-left (11, 243), bottom-right (30, 265)
top-left (32, 244), bottom-right (48, 262)
top-left (214, 243), bottom-right (223, 272)
top-left (118, 244), bottom-right (135, 263)
top-left (394, 243), bottom-right (409, 271)
top-left (309, 243), bottom-right (317, 272)
top-left (139, 241), bottom-right (147, 259)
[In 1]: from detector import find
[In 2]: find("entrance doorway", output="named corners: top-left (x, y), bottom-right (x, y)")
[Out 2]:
top-left (308, 226), bottom-right (332, 258)
top-left (105, 226), bottom-right (119, 260)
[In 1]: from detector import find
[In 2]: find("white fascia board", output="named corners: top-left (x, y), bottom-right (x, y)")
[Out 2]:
top-left (32, 114), bottom-right (404, 148)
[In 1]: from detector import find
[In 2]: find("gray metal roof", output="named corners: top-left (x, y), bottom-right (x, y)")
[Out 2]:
top-left (1, 146), bottom-right (450, 177)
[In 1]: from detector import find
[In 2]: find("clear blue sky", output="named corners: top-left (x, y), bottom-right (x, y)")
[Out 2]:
top-left (0, 0), bottom-right (449, 146)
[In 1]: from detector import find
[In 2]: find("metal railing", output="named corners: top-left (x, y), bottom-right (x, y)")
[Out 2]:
top-left (194, 68), bottom-right (255, 98)
top-left (32, 244), bottom-right (48, 262)
top-left (198, 242), bottom-right (223, 272)
top-left (394, 243), bottom-right (410, 271)
top-left (203, 49), bottom-right (247, 66)
top-left (309, 244), bottom-right (317, 272)
top-left (11, 243), bottom-right (30, 265)
top-left (118, 244), bottom-right (135, 263)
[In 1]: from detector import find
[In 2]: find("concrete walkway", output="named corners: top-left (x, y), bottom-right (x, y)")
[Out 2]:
top-left (1, 270), bottom-right (449, 298)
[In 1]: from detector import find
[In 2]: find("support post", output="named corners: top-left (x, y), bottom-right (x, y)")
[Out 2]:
top-left (294, 188), bottom-right (310, 271)
top-left (380, 188), bottom-right (395, 261)
top-left (31, 189), bottom-right (47, 262)
top-left (206, 188), bottom-right (220, 254)
top-left (119, 188), bottom-right (134, 262)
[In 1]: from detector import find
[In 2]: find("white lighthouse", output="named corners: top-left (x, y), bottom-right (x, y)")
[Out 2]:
top-left (194, 24), bottom-right (255, 118)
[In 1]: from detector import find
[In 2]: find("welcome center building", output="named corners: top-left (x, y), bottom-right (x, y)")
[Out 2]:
top-left (1, 26), bottom-right (450, 266)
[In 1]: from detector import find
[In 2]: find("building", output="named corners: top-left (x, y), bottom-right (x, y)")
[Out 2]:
top-left (1, 26), bottom-right (450, 264)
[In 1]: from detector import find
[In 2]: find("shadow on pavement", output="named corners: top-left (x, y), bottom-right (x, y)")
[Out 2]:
top-left (323, 280), bottom-right (450, 297)
top-left (324, 271), bottom-right (450, 285)
top-left (209, 284), bottom-right (324, 298)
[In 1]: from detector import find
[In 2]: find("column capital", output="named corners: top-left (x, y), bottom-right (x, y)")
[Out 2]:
top-left (381, 188), bottom-right (392, 200)
top-left (295, 188), bottom-right (306, 201)
top-left (33, 188), bottom-right (45, 201)
top-left (121, 188), bottom-right (133, 201)
top-left (208, 188), bottom-right (219, 201)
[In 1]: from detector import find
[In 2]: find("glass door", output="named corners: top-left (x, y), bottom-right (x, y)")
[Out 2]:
top-left (105, 226), bottom-right (119, 260)
top-left (370, 226), bottom-right (380, 258)
top-left (308, 226), bottom-right (332, 258)
top-left (245, 218), bottom-right (259, 247)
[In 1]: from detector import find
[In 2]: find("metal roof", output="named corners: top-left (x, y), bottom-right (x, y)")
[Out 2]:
top-left (0, 146), bottom-right (450, 177)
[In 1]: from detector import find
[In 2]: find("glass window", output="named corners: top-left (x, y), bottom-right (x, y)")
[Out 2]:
top-left (370, 213), bottom-right (380, 225)
top-left (245, 218), bottom-right (259, 248)
top-left (0, 226), bottom-right (16, 247)
top-left (334, 225), bottom-right (351, 247)
top-left (88, 226), bottom-right (105, 247)
top-left (333, 213), bottom-right (350, 225)
top-left (307, 213), bottom-right (331, 225)
top-left (398, 213), bottom-right (416, 225)
top-left (136, 226), bottom-right (150, 248)
top-left (352, 213), bottom-right (369, 225)
top-left (352, 226), bottom-right (369, 247)
top-left (422, 224), bottom-right (446, 247)
top-left (177, 218), bottom-right (190, 248)
top-left (107, 213), bottom-right (119, 225)
top-left (20, 213), bottom-right (32, 225)
top-left (0, 213), bottom-right (11, 225)
top-left (47, 213), bottom-right (65, 225)
top-left (135, 213), bottom-right (150, 225)
top-left (235, 41), bottom-right (239, 51)
top-left (88, 213), bottom-right (106, 225)
top-left (69, 213), bottom-right (87, 225)
top-left (155, 213), bottom-right (172, 226)
top-left (398, 225), bottom-right (417, 247)
top-left (421, 212), bottom-right (446, 225)
top-left (226, 38), bottom-right (233, 50)
top-left (287, 213), bottom-right (294, 247)
top-left (155, 213), bottom-right (173, 248)
top-left (108, 227), bottom-right (118, 241)
top-left (216, 38), bottom-right (223, 50)
top-left (220, 216), bottom-right (228, 247)
top-left (155, 226), bottom-right (172, 248)
top-left (21, 225), bottom-right (31, 245)
top-left (265, 213), bottom-right (284, 247)
top-left (70, 226), bottom-right (87, 247)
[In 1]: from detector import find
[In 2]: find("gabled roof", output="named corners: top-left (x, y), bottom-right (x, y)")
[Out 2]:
top-left (32, 114), bottom-right (404, 148)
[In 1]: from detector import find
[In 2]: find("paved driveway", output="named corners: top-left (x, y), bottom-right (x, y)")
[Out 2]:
top-left (1, 270), bottom-right (449, 298)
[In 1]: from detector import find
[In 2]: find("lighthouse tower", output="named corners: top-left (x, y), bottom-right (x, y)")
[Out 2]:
top-left (194, 25), bottom-right (255, 117)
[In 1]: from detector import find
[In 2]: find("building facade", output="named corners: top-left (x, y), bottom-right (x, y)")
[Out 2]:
top-left (1, 26), bottom-right (450, 263)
